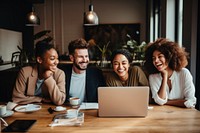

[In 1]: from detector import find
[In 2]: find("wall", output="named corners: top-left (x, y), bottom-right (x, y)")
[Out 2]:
top-left (34, 0), bottom-right (147, 55)
top-left (0, 28), bottom-right (22, 70)
top-left (0, 29), bottom-right (22, 62)
top-left (182, 0), bottom-right (198, 83)
top-left (0, 0), bottom-right (34, 63)
top-left (195, 0), bottom-right (200, 111)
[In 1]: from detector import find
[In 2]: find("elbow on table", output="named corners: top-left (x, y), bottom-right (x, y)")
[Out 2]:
top-left (154, 98), bottom-right (166, 106)
top-left (53, 97), bottom-right (66, 106)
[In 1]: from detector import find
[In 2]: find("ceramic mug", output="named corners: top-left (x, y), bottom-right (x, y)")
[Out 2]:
top-left (69, 97), bottom-right (80, 106)
top-left (67, 109), bottom-right (79, 117)
top-left (0, 105), bottom-right (6, 116)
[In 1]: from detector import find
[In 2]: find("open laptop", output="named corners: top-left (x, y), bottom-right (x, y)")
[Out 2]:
top-left (98, 86), bottom-right (149, 117)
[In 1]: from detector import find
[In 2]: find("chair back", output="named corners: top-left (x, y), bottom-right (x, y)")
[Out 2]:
top-left (11, 51), bottom-right (21, 66)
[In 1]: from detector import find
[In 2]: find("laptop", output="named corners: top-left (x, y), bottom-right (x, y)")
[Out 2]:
top-left (98, 86), bottom-right (149, 117)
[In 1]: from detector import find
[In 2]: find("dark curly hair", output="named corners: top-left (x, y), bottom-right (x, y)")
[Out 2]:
top-left (111, 49), bottom-right (133, 63)
top-left (144, 38), bottom-right (189, 74)
top-left (68, 38), bottom-right (89, 55)
top-left (35, 41), bottom-right (55, 58)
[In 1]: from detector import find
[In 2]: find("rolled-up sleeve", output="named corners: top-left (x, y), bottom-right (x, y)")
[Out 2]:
top-left (149, 74), bottom-right (168, 105)
top-left (43, 69), bottom-right (66, 105)
top-left (153, 92), bottom-right (168, 105)
top-left (183, 69), bottom-right (196, 108)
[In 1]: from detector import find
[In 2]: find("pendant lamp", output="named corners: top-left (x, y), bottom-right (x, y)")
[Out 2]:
top-left (26, 6), bottom-right (40, 26)
top-left (84, 0), bottom-right (99, 26)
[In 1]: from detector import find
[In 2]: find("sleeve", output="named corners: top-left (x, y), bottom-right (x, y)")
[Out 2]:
top-left (12, 68), bottom-right (42, 104)
top-left (182, 69), bottom-right (196, 108)
top-left (149, 74), bottom-right (168, 105)
top-left (43, 69), bottom-right (66, 105)
top-left (135, 66), bottom-right (149, 86)
top-left (97, 68), bottom-right (106, 87)
top-left (105, 72), bottom-right (121, 87)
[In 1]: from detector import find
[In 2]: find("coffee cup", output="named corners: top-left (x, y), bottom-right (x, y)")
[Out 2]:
top-left (67, 109), bottom-right (79, 117)
top-left (69, 97), bottom-right (80, 106)
top-left (0, 105), bottom-right (6, 116)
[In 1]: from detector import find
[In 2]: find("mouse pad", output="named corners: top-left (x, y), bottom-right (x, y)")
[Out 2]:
top-left (2, 120), bottom-right (36, 132)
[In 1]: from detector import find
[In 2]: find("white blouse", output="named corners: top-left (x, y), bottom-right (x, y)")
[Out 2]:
top-left (149, 68), bottom-right (196, 108)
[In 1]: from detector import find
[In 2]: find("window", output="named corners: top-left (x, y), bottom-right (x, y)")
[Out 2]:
top-left (149, 0), bottom-right (183, 45)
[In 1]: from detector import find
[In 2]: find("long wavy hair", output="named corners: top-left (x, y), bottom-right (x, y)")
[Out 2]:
top-left (144, 38), bottom-right (189, 74)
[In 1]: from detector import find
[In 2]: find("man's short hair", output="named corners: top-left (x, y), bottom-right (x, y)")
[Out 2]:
top-left (68, 38), bottom-right (89, 55)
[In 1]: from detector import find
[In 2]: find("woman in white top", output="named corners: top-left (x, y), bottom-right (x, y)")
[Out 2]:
top-left (144, 38), bottom-right (196, 108)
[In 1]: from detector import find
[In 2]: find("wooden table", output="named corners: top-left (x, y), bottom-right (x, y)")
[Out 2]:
top-left (2, 104), bottom-right (200, 133)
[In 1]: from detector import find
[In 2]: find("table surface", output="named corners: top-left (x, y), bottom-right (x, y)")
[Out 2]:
top-left (2, 103), bottom-right (200, 133)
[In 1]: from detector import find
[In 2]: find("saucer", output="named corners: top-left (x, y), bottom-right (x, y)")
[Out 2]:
top-left (0, 110), bottom-right (14, 118)
top-left (14, 104), bottom-right (41, 112)
top-left (54, 106), bottom-right (66, 112)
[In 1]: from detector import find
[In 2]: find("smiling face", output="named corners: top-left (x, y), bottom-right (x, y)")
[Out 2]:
top-left (38, 48), bottom-right (59, 72)
top-left (152, 50), bottom-right (169, 72)
top-left (70, 48), bottom-right (89, 73)
top-left (112, 54), bottom-right (130, 81)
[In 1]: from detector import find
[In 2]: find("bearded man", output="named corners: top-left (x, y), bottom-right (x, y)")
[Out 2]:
top-left (61, 38), bottom-right (105, 103)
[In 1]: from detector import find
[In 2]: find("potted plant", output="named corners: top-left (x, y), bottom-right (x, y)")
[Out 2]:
top-left (122, 34), bottom-right (147, 60)
top-left (95, 41), bottom-right (111, 67)
top-left (96, 41), bottom-right (110, 61)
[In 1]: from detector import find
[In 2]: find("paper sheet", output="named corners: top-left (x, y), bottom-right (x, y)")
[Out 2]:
top-left (79, 103), bottom-right (99, 110)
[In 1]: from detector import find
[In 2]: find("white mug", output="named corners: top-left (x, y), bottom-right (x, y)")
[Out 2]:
top-left (67, 109), bottom-right (79, 117)
top-left (0, 105), bottom-right (6, 116)
top-left (69, 97), bottom-right (80, 106)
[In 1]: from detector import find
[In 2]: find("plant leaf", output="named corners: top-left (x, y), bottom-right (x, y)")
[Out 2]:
top-left (34, 30), bottom-right (51, 40)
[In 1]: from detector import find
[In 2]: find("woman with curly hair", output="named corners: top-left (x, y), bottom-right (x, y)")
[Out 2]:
top-left (144, 38), bottom-right (196, 108)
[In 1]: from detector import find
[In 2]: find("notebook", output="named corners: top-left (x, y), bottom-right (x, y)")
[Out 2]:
top-left (98, 86), bottom-right (149, 117)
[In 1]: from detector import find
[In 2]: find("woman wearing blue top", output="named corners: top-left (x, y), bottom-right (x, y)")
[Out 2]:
top-left (144, 38), bottom-right (196, 108)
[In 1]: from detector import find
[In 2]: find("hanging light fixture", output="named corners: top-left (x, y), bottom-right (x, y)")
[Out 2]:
top-left (26, 6), bottom-right (40, 26)
top-left (84, 0), bottom-right (99, 26)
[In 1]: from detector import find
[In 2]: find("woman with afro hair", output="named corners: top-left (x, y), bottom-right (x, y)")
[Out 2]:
top-left (144, 38), bottom-right (196, 108)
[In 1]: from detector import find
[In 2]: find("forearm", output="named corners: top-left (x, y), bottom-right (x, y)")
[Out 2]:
top-left (158, 76), bottom-right (168, 99)
top-left (12, 94), bottom-right (42, 104)
top-left (44, 76), bottom-right (66, 105)
top-left (166, 99), bottom-right (186, 108)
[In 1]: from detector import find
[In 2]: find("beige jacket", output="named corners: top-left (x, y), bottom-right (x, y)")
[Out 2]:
top-left (12, 66), bottom-right (66, 105)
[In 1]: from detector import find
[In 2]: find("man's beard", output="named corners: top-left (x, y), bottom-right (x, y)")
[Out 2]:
top-left (74, 61), bottom-right (89, 70)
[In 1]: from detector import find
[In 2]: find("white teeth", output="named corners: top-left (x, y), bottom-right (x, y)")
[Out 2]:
top-left (156, 64), bottom-right (162, 67)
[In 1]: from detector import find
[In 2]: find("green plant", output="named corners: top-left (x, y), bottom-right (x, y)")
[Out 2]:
top-left (96, 41), bottom-right (110, 60)
top-left (122, 34), bottom-right (147, 60)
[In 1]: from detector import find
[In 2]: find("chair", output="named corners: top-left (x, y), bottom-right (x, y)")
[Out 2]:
top-left (11, 51), bottom-right (21, 66)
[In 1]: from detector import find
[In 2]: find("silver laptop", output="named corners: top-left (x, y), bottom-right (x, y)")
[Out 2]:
top-left (98, 86), bottom-right (149, 117)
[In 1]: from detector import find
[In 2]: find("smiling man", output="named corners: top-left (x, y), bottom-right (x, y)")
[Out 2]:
top-left (61, 38), bottom-right (105, 103)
